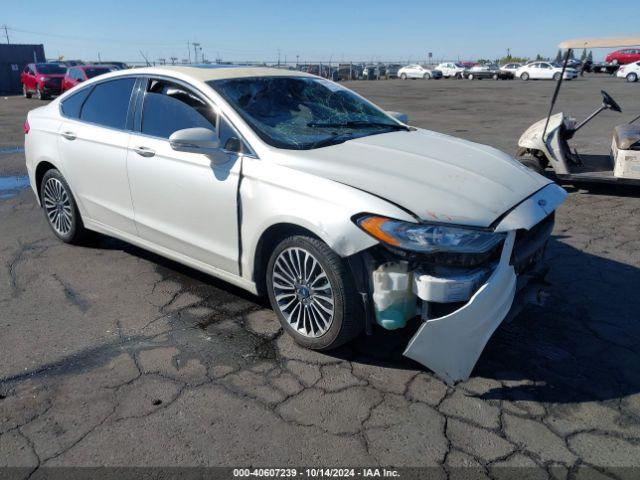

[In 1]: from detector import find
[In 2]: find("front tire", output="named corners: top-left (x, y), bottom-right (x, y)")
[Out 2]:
top-left (40, 169), bottom-right (87, 243)
top-left (553, 72), bottom-right (562, 81)
top-left (266, 235), bottom-right (362, 351)
top-left (518, 154), bottom-right (545, 174)
top-left (35, 86), bottom-right (48, 100)
top-left (627, 72), bottom-right (638, 82)
top-left (22, 85), bottom-right (32, 98)
top-left (423, 72), bottom-right (431, 80)
top-left (400, 73), bottom-right (407, 80)
top-left (521, 72), bottom-right (530, 81)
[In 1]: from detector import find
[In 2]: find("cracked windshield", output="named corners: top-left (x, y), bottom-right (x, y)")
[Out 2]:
top-left (209, 76), bottom-right (407, 150)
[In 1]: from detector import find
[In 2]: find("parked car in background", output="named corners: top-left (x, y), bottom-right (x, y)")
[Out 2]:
top-left (24, 65), bottom-right (566, 384)
top-left (398, 64), bottom-right (442, 80)
top-left (462, 64), bottom-right (489, 80)
top-left (62, 65), bottom-right (113, 91)
top-left (362, 65), bottom-right (385, 80)
top-left (516, 62), bottom-right (578, 81)
top-left (463, 64), bottom-right (513, 80)
top-left (499, 62), bottom-right (522, 74)
top-left (435, 62), bottom-right (466, 78)
top-left (21, 63), bottom-right (67, 100)
top-left (95, 61), bottom-right (129, 70)
top-left (385, 64), bottom-right (403, 79)
top-left (62, 60), bottom-right (85, 67)
top-left (616, 61), bottom-right (640, 82)
top-left (605, 48), bottom-right (640, 66)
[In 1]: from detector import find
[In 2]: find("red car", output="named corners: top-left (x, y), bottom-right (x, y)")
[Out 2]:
top-left (605, 48), bottom-right (640, 65)
top-left (21, 63), bottom-right (67, 100)
top-left (62, 65), bottom-right (113, 92)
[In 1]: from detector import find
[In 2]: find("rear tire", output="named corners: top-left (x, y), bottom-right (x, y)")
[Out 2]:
top-left (521, 72), bottom-right (530, 81)
top-left (468, 74), bottom-right (474, 80)
top-left (22, 85), bottom-right (32, 99)
top-left (423, 72), bottom-right (431, 80)
top-left (40, 169), bottom-right (87, 244)
top-left (493, 73), bottom-right (499, 80)
top-left (400, 73), bottom-right (407, 80)
top-left (627, 72), bottom-right (638, 82)
top-left (553, 72), bottom-right (562, 81)
top-left (266, 235), bottom-right (362, 351)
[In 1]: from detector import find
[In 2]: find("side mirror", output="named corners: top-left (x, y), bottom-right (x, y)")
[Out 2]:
top-left (169, 127), bottom-right (220, 156)
top-left (387, 111), bottom-right (409, 124)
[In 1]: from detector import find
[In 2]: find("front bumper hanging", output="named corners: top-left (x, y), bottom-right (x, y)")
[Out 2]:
top-left (363, 183), bottom-right (567, 385)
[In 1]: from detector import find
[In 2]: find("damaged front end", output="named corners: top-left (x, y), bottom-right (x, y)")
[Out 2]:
top-left (349, 183), bottom-right (567, 385)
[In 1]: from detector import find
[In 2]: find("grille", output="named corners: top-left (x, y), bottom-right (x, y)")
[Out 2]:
top-left (511, 213), bottom-right (555, 274)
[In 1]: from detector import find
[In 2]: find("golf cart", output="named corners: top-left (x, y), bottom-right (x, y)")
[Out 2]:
top-left (517, 36), bottom-right (640, 186)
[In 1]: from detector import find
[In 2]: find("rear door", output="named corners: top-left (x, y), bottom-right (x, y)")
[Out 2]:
top-left (57, 77), bottom-right (138, 234)
top-left (126, 76), bottom-right (243, 273)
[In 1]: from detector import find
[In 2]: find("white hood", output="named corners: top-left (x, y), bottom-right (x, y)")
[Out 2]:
top-left (270, 129), bottom-right (551, 227)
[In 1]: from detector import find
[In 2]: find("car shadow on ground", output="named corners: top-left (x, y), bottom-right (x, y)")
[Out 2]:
top-left (314, 236), bottom-right (640, 405)
top-left (87, 231), bottom-right (639, 405)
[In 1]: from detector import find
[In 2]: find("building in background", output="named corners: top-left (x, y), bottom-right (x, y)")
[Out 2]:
top-left (0, 44), bottom-right (46, 95)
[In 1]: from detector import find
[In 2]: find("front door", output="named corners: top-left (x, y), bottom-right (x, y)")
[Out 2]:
top-left (126, 77), bottom-right (242, 274)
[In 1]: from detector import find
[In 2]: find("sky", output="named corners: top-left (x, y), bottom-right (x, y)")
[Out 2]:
top-left (2, 0), bottom-right (639, 64)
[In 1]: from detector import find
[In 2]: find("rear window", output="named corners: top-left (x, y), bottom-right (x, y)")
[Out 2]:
top-left (36, 64), bottom-right (66, 75)
top-left (60, 87), bottom-right (92, 119)
top-left (80, 78), bottom-right (135, 130)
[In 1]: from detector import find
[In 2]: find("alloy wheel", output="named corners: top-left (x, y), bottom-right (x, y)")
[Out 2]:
top-left (271, 247), bottom-right (335, 338)
top-left (43, 177), bottom-right (73, 235)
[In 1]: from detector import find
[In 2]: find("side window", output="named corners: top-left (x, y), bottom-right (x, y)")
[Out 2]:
top-left (141, 79), bottom-right (216, 139)
top-left (23, 66), bottom-right (29, 74)
top-left (60, 87), bottom-right (92, 119)
top-left (80, 77), bottom-right (135, 129)
top-left (29, 65), bottom-right (36, 74)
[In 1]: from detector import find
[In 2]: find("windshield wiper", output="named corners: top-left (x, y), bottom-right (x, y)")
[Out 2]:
top-left (307, 120), bottom-right (409, 131)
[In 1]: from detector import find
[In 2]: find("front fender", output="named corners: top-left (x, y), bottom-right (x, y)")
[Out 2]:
top-left (240, 158), bottom-right (416, 282)
top-left (518, 113), bottom-right (565, 150)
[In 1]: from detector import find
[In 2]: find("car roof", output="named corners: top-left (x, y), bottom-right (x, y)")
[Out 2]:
top-left (133, 65), bottom-right (317, 82)
top-left (78, 65), bottom-right (111, 69)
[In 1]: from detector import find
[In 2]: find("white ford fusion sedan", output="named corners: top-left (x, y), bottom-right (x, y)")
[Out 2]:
top-left (24, 65), bottom-right (566, 384)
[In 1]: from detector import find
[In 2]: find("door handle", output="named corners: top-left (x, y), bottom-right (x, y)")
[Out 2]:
top-left (133, 146), bottom-right (155, 157)
top-left (60, 131), bottom-right (76, 141)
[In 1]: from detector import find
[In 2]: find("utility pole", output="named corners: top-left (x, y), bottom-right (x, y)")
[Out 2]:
top-left (277, 48), bottom-right (281, 67)
top-left (98, 52), bottom-right (101, 62)
top-left (2, 25), bottom-right (9, 44)
top-left (192, 42), bottom-right (201, 63)
top-left (187, 41), bottom-right (191, 63)
top-left (296, 54), bottom-right (299, 68)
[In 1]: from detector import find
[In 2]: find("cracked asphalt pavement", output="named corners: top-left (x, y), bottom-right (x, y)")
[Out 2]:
top-left (1, 76), bottom-right (639, 476)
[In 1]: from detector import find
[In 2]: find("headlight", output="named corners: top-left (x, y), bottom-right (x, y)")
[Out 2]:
top-left (355, 214), bottom-right (506, 254)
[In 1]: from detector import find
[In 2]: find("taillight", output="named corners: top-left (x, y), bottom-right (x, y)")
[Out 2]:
top-left (23, 119), bottom-right (30, 134)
